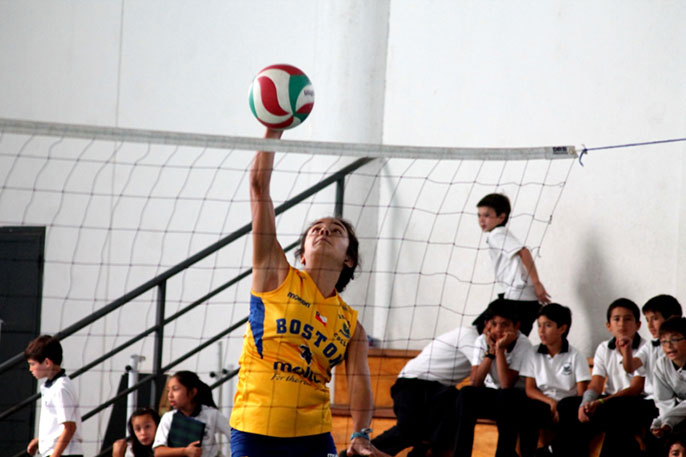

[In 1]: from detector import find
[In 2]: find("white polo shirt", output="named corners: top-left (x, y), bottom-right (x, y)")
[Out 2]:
top-left (635, 339), bottom-right (661, 398)
top-left (520, 341), bottom-right (591, 401)
top-left (592, 335), bottom-right (647, 395)
top-left (471, 331), bottom-right (532, 389)
top-left (486, 226), bottom-right (536, 301)
top-left (651, 354), bottom-right (686, 429)
top-left (398, 327), bottom-right (479, 386)
top-left (154, 405), bottom-right (231, 457)
top-left (39, 370), bottom-right (83, 456)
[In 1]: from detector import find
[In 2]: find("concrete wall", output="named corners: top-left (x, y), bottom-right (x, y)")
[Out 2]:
top-left (1, 1), bottom-right (685, 454)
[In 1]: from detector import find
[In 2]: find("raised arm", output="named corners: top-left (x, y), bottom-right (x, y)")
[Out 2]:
top-left (250, 128), bottom-right (290, 292)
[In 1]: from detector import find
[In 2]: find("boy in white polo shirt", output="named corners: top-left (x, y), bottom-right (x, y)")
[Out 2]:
top-left (650, 317), bottom-right (686, 442)
top-left (371, 325), bottom-right (480, 457)
top-left (621, 295), bottom-right (682, 399)
top-left (473, 193), bottom-right (550, 337)
top-left (25, 335), bottom-right (83, 457)
top-left (519, 303), bottom-right (590, 457)
top-left (454, 299), bottom-right (532, 457)
top-left (555, 299), bottom-right (656, 457)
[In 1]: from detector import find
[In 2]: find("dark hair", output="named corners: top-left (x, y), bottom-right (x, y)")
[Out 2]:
top-left (128, 407), bottom-right (160, 457)
top-left (171, 371), bottom-right (216, 416)
top-left (477, 193), bottom-right (511, 226)
top-left (658, 317), bottom-right (686, 339)
top-left (294, 217), bottom-right (360, 293)
top-left (643, 294), bottom-right (683, 320)
top-left (484, 298), bottom-right (519, 324)
top-left (538, 303), bottom-right (572, 338)
top-left (606, 298), bottom-right (640, 323)
top-left (24, 335), bottom-right (63, 365)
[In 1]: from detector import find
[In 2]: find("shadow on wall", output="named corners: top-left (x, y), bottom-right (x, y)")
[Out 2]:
top-left (575, 231), bottom-right (620, 352)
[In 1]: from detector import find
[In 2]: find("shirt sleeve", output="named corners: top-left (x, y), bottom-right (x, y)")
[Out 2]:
top-left (635, 343), bottom-right (650, 367)
top-left (215, 409), bottom-right (232, 438)
top-left (471, 335), bottom-right (487, 366)
top-left (153, 412), bottom-right (173, 448)
top-left (489, 228), bottom-right (525, 258)
top-left (518, 347), bottom-right (536, 378)
top-left (591, 344), bottom-right (608, 378)
top-left (53, 385), bottom-right (80, 424)
top-left (573, 351), bottom-right (592, 383)
top-left (508, 337), bottom-right (532, 373)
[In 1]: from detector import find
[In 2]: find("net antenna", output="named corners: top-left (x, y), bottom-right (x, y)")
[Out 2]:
top-left (0, 117), bottom-right (576, 455)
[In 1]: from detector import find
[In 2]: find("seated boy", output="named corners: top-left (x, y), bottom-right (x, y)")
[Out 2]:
top-left (371, 326), bottom-right (480, 457)
top-left (621, 295), bottom-right (682, 398)
top-left (650, 317), bottom-right (686, 440)
top-left (519, 303), bottom-right (590, 457)
top-left (555, 299), bottom-right (656, 457)
top-left (473, 193), bottom-right (550, 336)
top-left (25, 335), bottom-right (83, 457)
top-left (454, 298), bottom-right (532, 457)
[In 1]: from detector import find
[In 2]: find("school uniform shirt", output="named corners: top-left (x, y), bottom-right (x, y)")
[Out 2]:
top-left (471, 331), bottom-right (532, 389)
top-left (520, 341), bottom-right (591, 401)
top-left (230, 267), bottom-right (358, 437)
top-left (592, 335), bottom-right (647, 395)
top-left (153, 406), bottom-right (231, 457)
top-left (39, 370), bottom-right (84, 456)
top-left (635, 338), bottom-right (661, 398)
top-left (486, 226), bottom-right (536, 301)
top-left (651, 354), bottom-right (686, 430)
top-left (398, 327), bottom-right (479, 386)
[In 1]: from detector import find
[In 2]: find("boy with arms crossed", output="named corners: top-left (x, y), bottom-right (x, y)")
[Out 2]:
top-left (454, 299), bottom-right (532, 457)
top-left (25, 335), bottom-right (83, 457)
top-left (650, 317), bottom-right (686, 441)
top-left (474, 193), bottom-right (550, 336)
top-left (519, 303), bottom-right (590, 457)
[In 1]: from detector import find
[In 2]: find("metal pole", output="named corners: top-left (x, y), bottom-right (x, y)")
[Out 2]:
top-left (152, 282), bottom-right (166, 408)
top-left (126, 354), bottom-right (144, 435)
top-left (335, 178), bottom-right (345, 218)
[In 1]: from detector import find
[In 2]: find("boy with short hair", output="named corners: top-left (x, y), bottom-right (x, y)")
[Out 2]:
top-left (371, 326), bottom-right (480, 457)
top-left (25, 335), bottom-right (83, 457)
top-left (474, 193), bottom-right (550, 336)
top-left (650, 317), bottom-right (686, 439)
top-left (621, 294), bottom-right (683, 397)
top-left (555, 299), bottom-right (656, 457)
top-left (519, 303), bottom-right (591, 457)
top-left (454, 298), bottom-right (532, 457)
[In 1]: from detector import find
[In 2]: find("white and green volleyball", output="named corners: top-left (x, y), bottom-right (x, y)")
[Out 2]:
top-left (248, 64), bottom-right (314, 130)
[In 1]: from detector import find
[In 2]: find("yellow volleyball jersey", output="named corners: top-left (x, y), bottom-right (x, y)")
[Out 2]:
top-left (230, 267), bottom-right (358, 437)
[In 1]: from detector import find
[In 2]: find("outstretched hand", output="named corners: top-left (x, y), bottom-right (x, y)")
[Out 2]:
top-left (534, 282), bottom-right (551, 304)
top-left (343, 439), bottom-right (392, 457)
top-left (264, 127), bottom-right (283, 139)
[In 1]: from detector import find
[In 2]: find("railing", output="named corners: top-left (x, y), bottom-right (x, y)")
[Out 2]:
top-left (1, 156), bottom-right (373, 457)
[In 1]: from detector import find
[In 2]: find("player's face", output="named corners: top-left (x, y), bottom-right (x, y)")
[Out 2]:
top-left (27, 358), bottom-right (51, 379)
top-left (477, 207), bottom-right (506, 232)
top-left (131, 414), bottom-right (157, 446)
top-left (537, 315), bottom-right (567, 347)
top-left (167, 377), bottom-right (197, 413)
top-left (490, 316), bottom-right (516, 340)
top-left (302, 218), bottom-right (352, 268)
top-left (606, 307), bottom-right (639, 339)
top-left (644, 311), bottom-right (666, 339)
top-left (670, 443), bottom-right (686, 457)
top-left (660, 331), bottom-right (686, 367)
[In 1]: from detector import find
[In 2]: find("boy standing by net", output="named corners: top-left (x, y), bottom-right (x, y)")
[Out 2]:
top-left (474, 193), bottom-right (550, 336)
top-left (24, 335), bottom-right (83, 457)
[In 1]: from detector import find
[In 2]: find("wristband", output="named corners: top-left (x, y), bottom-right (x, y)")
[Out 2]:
top-left (485, 352), bottom-right (495, 360)
top-left (597, 398), bottom-right (605, 405)
top-left (350, 427), bottom-right (372, 441)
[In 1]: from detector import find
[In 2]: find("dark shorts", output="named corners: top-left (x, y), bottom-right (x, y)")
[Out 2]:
top-left (230, 428), bottom-right (337, 457)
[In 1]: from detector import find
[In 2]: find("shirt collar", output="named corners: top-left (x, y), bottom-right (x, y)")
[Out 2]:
top-left (607, 333), bottom-right (641, 350)
top-left (537, 339), bottom-right (570, 355)
top-left (652, 339), bottom-right (660, 347)
top-left (45, 369), bottom-right (66, 388)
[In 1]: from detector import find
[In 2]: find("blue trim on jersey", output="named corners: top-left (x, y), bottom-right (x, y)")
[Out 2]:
top-left (249, 294), bottom-right (266, 358)
top-left (231, 428), bottom-right (337, 457)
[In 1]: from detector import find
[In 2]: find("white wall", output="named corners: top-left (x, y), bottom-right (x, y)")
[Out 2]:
top-left (1, 0), bottom-right (685, 453)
